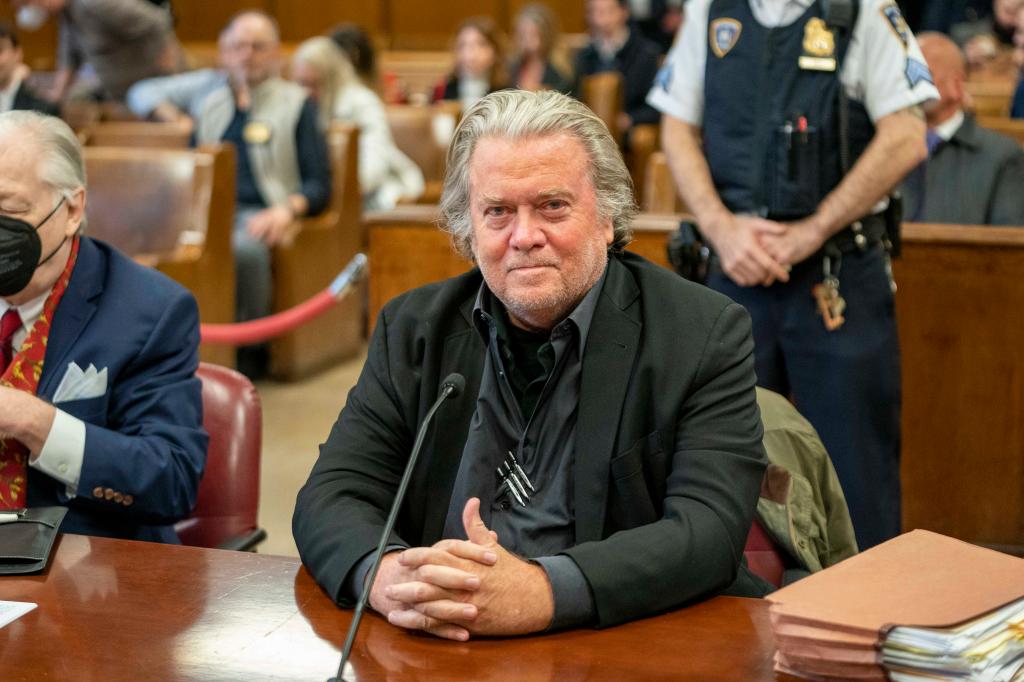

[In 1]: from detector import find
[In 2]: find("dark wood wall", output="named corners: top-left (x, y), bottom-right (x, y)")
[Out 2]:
top-left (5, 0), bottom-right (587, 69)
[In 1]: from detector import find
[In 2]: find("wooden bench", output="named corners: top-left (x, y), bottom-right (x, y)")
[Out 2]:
top-left (965, 79), bottom-right (1015, 118)
top-left (365, 208), bottom-right (1024, 551)
top-left (385, 103), bottom-right (460, 204)
top-left (895, 222), bottom-right (1024, 553)
top-left (976, 116), bottom-right (1024, 147)
top-left (269, 121), bottom-right (366, 380)
top-left (83, 144), bottom-right (237, 368)
top-left (81, 121), bottom-right (193, 149)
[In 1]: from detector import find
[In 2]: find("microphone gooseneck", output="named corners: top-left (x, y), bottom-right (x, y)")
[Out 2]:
top-left (333, 373), bottom-right (466, 681)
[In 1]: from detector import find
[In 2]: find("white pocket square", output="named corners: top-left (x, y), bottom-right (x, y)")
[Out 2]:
top-left (52, 362), bottom-right (108, 404)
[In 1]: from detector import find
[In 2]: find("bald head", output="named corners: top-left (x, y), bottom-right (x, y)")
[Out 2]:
top-left (219, 11), bottom-right (281, 87)
top-left (917, 32), bottom-right (966, 126)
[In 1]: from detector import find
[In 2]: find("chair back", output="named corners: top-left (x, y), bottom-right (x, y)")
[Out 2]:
top-left (175, 363), bottom-right (264, 549)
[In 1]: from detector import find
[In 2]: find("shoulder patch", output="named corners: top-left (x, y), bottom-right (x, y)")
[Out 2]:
top-left (654, 62), bottom-right (674, 93)
top-left (904, 57), bottom-right (934, 89)
top-left (709, 18), bottom-right (742, 58)
top-left (880, 2), bottom-right (911, 51)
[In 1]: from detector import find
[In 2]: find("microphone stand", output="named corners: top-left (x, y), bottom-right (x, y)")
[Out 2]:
top-left (332, 374), bottom-right (465, 681)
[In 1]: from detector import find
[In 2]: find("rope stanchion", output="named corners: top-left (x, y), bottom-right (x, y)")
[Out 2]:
top-left (200, 253), bottom-right (368, 347)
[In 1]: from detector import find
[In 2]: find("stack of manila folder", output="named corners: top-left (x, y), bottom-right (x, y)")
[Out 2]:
top-left (766, 529), bottom-right (1024, 680)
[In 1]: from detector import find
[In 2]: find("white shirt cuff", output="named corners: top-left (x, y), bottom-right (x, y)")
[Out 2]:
top-left (29, 409), bottom-right (86, 498)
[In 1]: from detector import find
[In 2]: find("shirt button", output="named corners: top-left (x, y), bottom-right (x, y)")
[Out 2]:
top-left (500, 500), bottom-right (511, 510)
top-left (58, 463), bottom-right (68, 474)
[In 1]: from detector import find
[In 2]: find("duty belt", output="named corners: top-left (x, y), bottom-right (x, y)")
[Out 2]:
top-left (826, 213), bottom-right (888, 254)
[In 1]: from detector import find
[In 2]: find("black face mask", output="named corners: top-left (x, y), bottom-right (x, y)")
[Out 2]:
top-left (0, 198), bottom-right (67, 297)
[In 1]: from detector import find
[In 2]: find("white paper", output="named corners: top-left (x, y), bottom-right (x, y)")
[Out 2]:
top-left (0, 601), bottom-right (36, 628)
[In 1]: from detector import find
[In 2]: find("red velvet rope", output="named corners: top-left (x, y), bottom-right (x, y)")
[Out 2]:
top-left (199, 254), bottom-right (367, 347)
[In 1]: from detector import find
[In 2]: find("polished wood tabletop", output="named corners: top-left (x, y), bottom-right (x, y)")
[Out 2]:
top-left (0, 534), bottom-right (786, 680)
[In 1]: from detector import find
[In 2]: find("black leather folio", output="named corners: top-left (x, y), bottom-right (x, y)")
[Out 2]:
top-left (0, 507), bottom-right (68, 575)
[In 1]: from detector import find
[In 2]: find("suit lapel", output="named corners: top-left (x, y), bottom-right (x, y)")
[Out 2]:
top-left (574, 258), bottom-right (641, 543)
top-left (421, 297), bottom-right (486, 542)
top-left (38, 238), bottom-right (103, 399)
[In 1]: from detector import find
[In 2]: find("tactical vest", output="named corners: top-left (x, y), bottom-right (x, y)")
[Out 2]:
top-left (703, 0), bottom-right (874, 219)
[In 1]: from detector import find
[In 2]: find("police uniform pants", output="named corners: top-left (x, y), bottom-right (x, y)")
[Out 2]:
top-left (708, 243), bottom-right (901, 550)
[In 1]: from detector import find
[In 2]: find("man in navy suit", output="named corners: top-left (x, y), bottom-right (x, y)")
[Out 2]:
top-left (0, 110), bottom-right (206, 543)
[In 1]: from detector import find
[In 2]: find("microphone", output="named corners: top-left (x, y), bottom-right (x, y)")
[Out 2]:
top-left (333, 373), bottom-right (466, 681)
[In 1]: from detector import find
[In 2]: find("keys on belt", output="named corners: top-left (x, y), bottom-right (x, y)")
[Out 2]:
top-left (812, 252), bottom-right (846, 332)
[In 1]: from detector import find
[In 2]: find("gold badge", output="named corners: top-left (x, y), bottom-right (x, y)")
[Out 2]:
top-left (798, 18), bottom-right (837, 72)
top-left (242, 121), bottom-right (272, 144)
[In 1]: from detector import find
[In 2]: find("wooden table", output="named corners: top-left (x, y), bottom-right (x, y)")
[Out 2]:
top-left (0, 535), bottom-right (783, 680)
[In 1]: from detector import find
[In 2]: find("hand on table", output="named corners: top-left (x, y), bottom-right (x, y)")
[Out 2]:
top-left (373, 498), bottom-right (555, 641)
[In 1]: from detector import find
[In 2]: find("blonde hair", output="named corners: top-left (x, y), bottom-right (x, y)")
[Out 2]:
top-left (292, 37), bottom-right (358, 129)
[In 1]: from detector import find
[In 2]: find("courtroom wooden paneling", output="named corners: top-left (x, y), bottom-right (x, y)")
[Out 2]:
top-left (388, 1), bottom-right (505, 50)
top-left (977, 116), bottom-right (1024, 147)
top-left (0, 5), bottom-right (58, 71)
top-left (273, 2), bottom-right (384, 43)
top-left (895, 223), bottom-right (1024, 550)
top-left (0, 534), bottom-right (784, 680)
top-left (172, 0), bottom-right (273, 41)
top-left (507, 0), bottom-right (587, 33)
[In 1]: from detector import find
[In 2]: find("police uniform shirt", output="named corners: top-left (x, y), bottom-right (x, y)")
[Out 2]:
top-left (647, 0), bottom-right (939, 127)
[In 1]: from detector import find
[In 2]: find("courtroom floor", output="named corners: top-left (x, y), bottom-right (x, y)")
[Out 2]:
top-left (255, 346), bottom-right (367, 557)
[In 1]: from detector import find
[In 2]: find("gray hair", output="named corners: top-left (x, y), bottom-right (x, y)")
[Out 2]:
top-left (0, 110), bottom-right (86, 200)
top-left (439, 89), bottom-right (637, 260)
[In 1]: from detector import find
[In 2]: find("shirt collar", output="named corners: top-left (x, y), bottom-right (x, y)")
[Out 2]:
top-left (0, 288), bottom-right (49, 334)
top-left (473, 261), bottom-right (609, 356)
top-left (932, 109), bottom-right (965, 142)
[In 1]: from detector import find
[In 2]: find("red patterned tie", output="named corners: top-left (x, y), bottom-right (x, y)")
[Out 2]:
top-left (0, 308), bottom-right (21, 375)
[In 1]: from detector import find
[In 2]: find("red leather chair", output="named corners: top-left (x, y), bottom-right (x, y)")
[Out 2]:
top-left (175, 363), bottom-right (266, 551)
top-left (743, 519), bottom-right (787, 589)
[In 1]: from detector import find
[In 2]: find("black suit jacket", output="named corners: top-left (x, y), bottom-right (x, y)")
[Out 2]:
top-left (901, 114), bottom-right (1024, 226)
top-left (293, 252), bottom-right (767, 627)
top-left (12, 82), bottom-right (60, 117)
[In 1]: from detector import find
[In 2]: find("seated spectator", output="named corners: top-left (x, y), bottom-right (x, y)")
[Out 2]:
top-left (0, 21), bottom-right (57, 116)
top-left (434, 17), bottom-right (508, 110)
top-left (13, 0), bottom-right (180, 102)
top-left (952, 0), bottom-right (1022, 69)
top-left (127, 11), bottom-right (330, 377)
top-left (902, 33), bottom-right (1024, 225)
top-left (509, 4), bottom-right (572, 93)
top-left (0, 110), bottom-right (206, 541)
top-left (291, 37), bottom-right (424, 210)
top-left (574, 0), bottom-right (661, 140)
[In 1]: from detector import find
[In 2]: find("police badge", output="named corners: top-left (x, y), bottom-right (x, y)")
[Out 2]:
top-left (798, 17), bottom-right (837, 71)
top-left (709, 18), bottom-right (742, 58)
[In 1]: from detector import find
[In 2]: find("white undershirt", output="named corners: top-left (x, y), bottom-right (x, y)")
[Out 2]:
top-left (932, 109), bottom-right (965, 142)
top-left (1, 293), bottom-right (86, 496)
